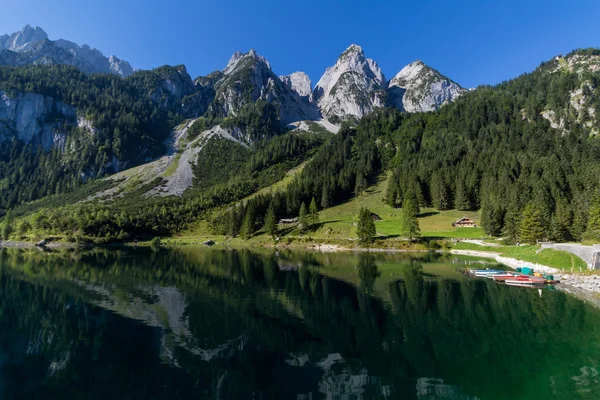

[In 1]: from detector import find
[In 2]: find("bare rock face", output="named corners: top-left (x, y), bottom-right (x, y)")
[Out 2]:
top-left (387, 60), bottom-right (465, 112)
top-left (280, 72), bottom-right (313, 102)
top-left (0, 90), bottom-right (76, 149)
top-left (0, 25), bottom-right (134, 77)
top-left (108, 55), bottom-right (134, 76)
top-left (313, 44), bottom-right (387, 122)
top-left (212, 49), bottom-right (317, 124)
top-left (0, 24), bottom-right (48, 52)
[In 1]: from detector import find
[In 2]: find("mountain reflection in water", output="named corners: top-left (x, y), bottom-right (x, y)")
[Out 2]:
top-left (0, 247), bottom-right (598, 399)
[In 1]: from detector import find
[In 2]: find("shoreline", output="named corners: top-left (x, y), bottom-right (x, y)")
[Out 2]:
top-left (451, 249), bottom-right (600, 297)
top-left (3, 238), bottom-right (600, 298)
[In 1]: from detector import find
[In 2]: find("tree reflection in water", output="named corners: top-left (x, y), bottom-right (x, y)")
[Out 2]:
top-left (0, 247), bottom-right (598, 399)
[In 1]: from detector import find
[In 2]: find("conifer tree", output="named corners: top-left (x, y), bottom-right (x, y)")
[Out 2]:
top-left (549, 199), bottom-right (572, 242)
top-left (264, 202), bottom-right (278, 238)
top-left (240, 203), bottom-right (256, 240)
top-left (400, 192), bottom-right (421, 241)
top-left (321, 183), bottom-right (330, 209)
top-left (357, 207), bottom-right (376, 245)
top-left (503, 204), bottom-right (521, 245)
top-left (309, 197), bottom-right (319, 227)
top-left (386, 178), bottom-right (398, 208)
top-left (298, 202), bottom-right (309, 231)
top-left (430, 173), bottom-right (450, 210)
top-left (587, 192), bottom-right (600, 232)
top-left (355, 175), bottom-right (367, 197)
top-left (520, 203), bottom-right (545, 244)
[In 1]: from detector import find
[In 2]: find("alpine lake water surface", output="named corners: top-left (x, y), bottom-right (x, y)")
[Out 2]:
top-left (0, 247), bottom-right (599, 399)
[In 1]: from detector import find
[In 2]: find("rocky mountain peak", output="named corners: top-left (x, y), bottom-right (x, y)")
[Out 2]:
top-left (279, 72), bottom-right (312, 101)
top-left (388, 60), bottom-right (465, 112)
top-left (223, 49), bottom-right (271, 75)
top-left (313, 44), bottom-right (386, 121)
top-left (0, 25), bottom-right (133, 77)
top-left (339, 44), bottom-right (364, 59)
top-left (0, 25), bottom-right (48, 52)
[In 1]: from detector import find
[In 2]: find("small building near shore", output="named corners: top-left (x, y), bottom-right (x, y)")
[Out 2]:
top-left (452, 217), bottom-right (477, 228)
top-left (370, 212), bottom-right (382, 221)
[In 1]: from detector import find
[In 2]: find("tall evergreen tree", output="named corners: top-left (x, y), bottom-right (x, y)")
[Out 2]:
top-left (228, 206), bottom-right (240, 237)
top-left (309, 197), bottom-right (320, 227)
top-left (386, 178), bottom-right (399, 208)
top-left (587, 192), bottom-right (600, 232)
top-left (264, 202), bottom-right (278, 238)
top-left (455, 180), bottom-right (471, 211)
top-left (549, 199), bottom-right (572, 242)
top-left (240, 203), bottom-right (256, 240)
top-left (298, 202), bottom-right (309, 231)
top-left (481, 198), bottom-right (504, 236)
top-left (520, 203), bottom-right (545, 244)
top-left (355, 175), bottom-right (367, 197)
top-left (503, 206), bottom-right (521, 245)
top-left (400, 193), bottom-right (421, 241)
top-left (356, 207), bottom-right (376, 245)
top-left (321, 182), bottom-right (331, 209)
top-left (430, 173), bottom-right (450, 210)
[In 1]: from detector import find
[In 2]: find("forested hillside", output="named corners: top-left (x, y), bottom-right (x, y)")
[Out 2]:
top-left (223, 49), bottom-right (600, 243)
top-left (3, 49), bottom-right (600, 245)
top-left (0, 64), bottom-right (172, 207)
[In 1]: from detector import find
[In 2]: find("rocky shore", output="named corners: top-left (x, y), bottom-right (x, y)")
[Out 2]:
top-left (451, 249), bottom-right (600, 297)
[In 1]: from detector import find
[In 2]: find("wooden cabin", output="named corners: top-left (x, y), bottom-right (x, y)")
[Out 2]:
top-left (452, 217), bottom-right (477, 228)
top-left (371, 213), bottom-right (382, 221)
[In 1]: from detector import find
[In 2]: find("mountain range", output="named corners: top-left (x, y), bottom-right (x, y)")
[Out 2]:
top-left (1, 24), bottom-right (600, 247)
top-left (0, 25), bottom-right (133, 76)
top-left (0, 25), bottom-right (466, 129)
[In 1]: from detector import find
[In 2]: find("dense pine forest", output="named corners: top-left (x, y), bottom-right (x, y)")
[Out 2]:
top-left (2, 49), bottom-right (600, 244)
top-left (0, 64), bottom-right (172, 208)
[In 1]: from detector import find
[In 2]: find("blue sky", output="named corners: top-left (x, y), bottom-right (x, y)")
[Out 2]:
top-left (1, 0), bottom-right (599, 88)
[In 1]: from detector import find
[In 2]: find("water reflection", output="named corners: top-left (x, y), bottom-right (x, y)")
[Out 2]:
top-left (0, 247), bottom-right (598, 399)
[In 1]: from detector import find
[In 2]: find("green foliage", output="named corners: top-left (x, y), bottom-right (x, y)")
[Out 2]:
top-left (356, 254), bottom-right (381, 292)
top-left (400, 193), bottom-right (421, 241)
top-left (308, 197), bottom-right (319, 227)
top-left (298, 202), bottom-right (309, 231)
top-left (220, 100), bottom-right (281, 142)
top-left (520, 203), bottom-right (546, 244)
top-left (150, 236), bottom-right (163, 251)
top-left (240, 202), bottom-right (256, 239)
top-left (264, 202), bottom-right (278, 238)
top-left (356, 206), bottom-right (376, 245)
top-left (0, 64), bottom-right (172, 209)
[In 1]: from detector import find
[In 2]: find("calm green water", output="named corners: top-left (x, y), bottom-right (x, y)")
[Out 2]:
top-left (0, 247), bottom-right (599, 399)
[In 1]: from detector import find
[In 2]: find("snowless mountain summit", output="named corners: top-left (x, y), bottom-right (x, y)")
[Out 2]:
top-left (0, 26), bottom-right (466, 121)
top-left (0, 25), bottom-right (134, 76)
top-left (280, 72), bottom-right (313, 102)
top-left (211, 49), bottom-right (317, 125)
top-left (313, 44), bottom-right (387, 121)
top-left (387, 60), bottom-right (466, 112)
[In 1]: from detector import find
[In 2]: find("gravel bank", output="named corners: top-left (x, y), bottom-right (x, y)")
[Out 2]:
top-left (451, 249), bottom-right (600, 296)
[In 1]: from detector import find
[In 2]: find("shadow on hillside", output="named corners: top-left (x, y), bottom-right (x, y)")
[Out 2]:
top-left (418, 211), bottom-right (440, 218)
top-left (376, 234), bottom-right (402, 240)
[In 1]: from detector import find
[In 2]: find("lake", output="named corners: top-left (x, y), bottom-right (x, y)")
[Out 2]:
top-left (0, 247), bottom-right (599, 399)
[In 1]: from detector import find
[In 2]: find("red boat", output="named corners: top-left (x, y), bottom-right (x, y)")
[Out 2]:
top-left (504, 276), bottom-right (546, 285)
top-left (492, 273), bottom-right (522, 282)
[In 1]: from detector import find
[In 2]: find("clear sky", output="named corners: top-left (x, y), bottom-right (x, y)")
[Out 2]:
top-left (1, 0), bottom-right (599, 88)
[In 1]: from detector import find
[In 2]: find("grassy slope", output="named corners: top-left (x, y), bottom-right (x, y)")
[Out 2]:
top-left (303, 173), bottom-right (485, 241)
top-left (452, 242), bottom-right (587, 271)
top-left (172, 169), bottom-right (589, 272)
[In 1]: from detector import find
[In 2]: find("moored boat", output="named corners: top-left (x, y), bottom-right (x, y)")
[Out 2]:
top-left (504, 276), bottom-right (546, 285)
top-left (468, 269), bottom-right (506, 277)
